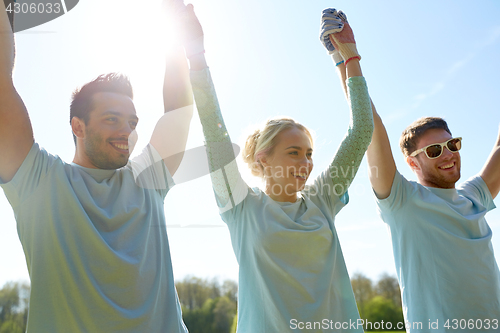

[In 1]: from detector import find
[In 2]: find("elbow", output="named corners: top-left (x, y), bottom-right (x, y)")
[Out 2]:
top-left (357, 119), bottom-right (375, 151)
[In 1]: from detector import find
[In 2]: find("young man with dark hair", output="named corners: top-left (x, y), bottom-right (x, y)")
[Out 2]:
top-left (69, 73), bottom-right (134, 143)
top-left (0, 1), bottom-right (192, 331)
top-left (399, 116), bottom-right (452, 157)
top-left (367, 100), bottom-right (500, 329)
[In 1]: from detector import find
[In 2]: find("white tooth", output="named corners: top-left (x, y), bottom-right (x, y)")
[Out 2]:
top-left (113, 143), bottom-right (128, 150)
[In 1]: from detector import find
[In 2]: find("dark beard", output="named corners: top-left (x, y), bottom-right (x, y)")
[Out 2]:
top-left (84, 129), bottom-right (128, 170)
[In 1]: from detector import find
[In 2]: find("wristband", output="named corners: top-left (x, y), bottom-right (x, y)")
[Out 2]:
top-left (331, 51), bottom-right (343, 66)
top-left (344, 56), bottom-right (360, 65)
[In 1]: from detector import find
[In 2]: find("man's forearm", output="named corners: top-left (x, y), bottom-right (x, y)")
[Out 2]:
top-left (163, 45), bottom-right (193, 112)
top-left (0, 0), bottom-right (15, 81)
top-left (480, 124), bottom-right (500, 199)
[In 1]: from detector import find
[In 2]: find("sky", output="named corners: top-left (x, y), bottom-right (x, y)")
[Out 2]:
top-left (1, 0), bottom-right (500, 289)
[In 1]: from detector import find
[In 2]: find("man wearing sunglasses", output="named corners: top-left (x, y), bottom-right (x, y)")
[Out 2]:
top-left (367, 109), bottom-right (500, 330)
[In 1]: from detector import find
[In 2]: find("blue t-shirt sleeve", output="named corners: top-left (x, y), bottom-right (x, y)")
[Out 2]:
top-left (376, 171), bottom-right (417, 213)
top-left (129, 144), bottom-right (175, 200)
top-left (0, 143), bottom-right (56, 208)
top-left (301, 169), bottom-right (349, 220)
top-left (458, 175), bottom-right (496, 212)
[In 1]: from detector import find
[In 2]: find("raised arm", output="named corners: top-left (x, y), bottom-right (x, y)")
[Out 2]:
top-left (0, 1), bottom-right (34, 182)
top-left (180, 5), bottom-right (247, 213)
top-left (319, 9), bottom-right (374, 196)
top-left (321, 9), bottom-right (396, 199)
top-left (366, 103), bottom-right (397, 199)
top-left (480, 124), bottom-right (500, 199)
top-left (148, 0), bottom-right (194, 176)
top-left (336, 62), bottom-right (396, 200)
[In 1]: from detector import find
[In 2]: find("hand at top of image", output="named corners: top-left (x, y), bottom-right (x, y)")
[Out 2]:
top-left (319, 8), bottom-right (344, 55)
top-left (170, 3), bottom-right (204, 59)
top-left (321, 9), bottom-right (361, 64)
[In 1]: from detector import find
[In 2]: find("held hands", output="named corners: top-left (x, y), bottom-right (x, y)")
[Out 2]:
top-left (180, 4), bottom-right (204, 58)
top-left (319, 8), bottom-right (360, 65)
top-left (319, 8), bottom-right (344, 64)
top-left (165, 0), bottom-right (204, 58)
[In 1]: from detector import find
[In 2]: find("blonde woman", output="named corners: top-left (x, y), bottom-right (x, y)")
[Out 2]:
top-left (180, 5), bottom-right (373, 332)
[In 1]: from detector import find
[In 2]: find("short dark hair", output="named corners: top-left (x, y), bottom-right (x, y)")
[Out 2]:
top-left (70, 73), bottom-right (133, 143)
top-left (400, 117), bottom-right (452, 156)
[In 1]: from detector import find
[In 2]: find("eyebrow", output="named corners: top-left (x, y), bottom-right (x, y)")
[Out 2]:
top-left (285, 146), bottom-right (313, 152)
top-left (102, 111), bottom-right (139, 122)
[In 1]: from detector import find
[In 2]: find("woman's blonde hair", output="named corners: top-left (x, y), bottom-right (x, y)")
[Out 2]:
top-left (242, 117), bottom-right (313, 178)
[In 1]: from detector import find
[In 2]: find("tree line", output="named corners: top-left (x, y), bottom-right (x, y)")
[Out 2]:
top-left (0, 273), bottom-right (403, 332)
top-left (0, 281), bottom-right (29, 333)
top-left (351, 272), bottom-right (404, 331)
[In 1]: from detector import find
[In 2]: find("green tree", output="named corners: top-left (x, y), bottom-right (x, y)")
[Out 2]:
top-left (351, 272), bottom-right (374, 319)
top-left (212, 296), bottom-right (236, 333)
top-left (221, 280), bottom-right (238, 304)
top-left (230, 312), bottom-right (237, 333)
top-left (0, 320), bottom-right (23, 333)
top-left (375, 273), bottom-right (402, 309)
top-left (176, 277), bottom-right (237, 333)
top-left (0, 282), bottom-right (19, 323)
top-left (364, 296), bottom-right (404, 331)
top-left (176, 276), bottom-right (217, 311)
top-left (0, 281), bottom-right (30, 333)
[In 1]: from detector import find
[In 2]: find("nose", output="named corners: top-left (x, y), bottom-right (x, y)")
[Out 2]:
top-left (298, 156), bottom-right (313, 172)
top-left (119, 122), bottom-right (134, 138)
top-left (441, 145), bottom-right (454, 158)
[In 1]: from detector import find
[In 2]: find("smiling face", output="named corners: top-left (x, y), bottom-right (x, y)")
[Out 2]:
top-left (74, 92), bottom-right (138, 169)
top-left (261, 127), bottom-right (314, 202)
top-left (407, 128), bottom-right (461, 188)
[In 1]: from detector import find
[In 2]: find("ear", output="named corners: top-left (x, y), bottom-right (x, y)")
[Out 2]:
top-left (258, 156), bottom-right (273, 178)
top-left (406, 155), bottom-right (421, 172)
top-left (259, 156), bottom-right (268, 167)
top-left (71, 117), bottom-right (86, 140)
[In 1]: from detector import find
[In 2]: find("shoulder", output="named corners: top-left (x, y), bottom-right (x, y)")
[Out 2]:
top-left (220, 186), bottom-right (266, 224)
top-left (6, 142), bottom-right (65, 181)
top-left (376, 171), bottom-right (421, 210)
top-left (458, 175), bottom-right (495, 208)
top-left (458, 175), bottom-right (489, 195)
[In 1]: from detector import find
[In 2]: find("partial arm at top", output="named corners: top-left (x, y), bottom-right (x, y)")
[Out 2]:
top-left (0, 1), bottom-right (34, 183)
top-left (327, 59), bottom-right (374, 195)
top-left (149, 43), bottom-right (194, 176)
top-left (183, 5), bottom-right (246, 212)
top-left (319, 9), bottom-right (373, 196)
top-left (322, 9), bottom-right (396, 199)
top-left (366, 102), bottom-right (397, 199)
top-left (148, 0), bottom-right (194, 176)
top-left (480, 124), bottom-right (500, 199)
top-left (335, 61), bottom-right (396, 200)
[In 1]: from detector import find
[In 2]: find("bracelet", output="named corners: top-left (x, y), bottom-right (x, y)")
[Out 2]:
top-left (344, 56), bottom-right (360, 65)
top-left (335, 60), bottom-right (345, 66)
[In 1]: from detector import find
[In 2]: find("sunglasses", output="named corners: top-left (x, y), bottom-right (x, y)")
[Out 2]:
top-left (410, 137), bottom-right (462, 159)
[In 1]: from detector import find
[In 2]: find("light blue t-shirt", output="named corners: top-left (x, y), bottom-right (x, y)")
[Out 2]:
top-left (377, 171), bottom-right (500, 332)
top-left (0, 143), bottom-right (188, 333)
top-left (222, 184), bottom-right (363, 333)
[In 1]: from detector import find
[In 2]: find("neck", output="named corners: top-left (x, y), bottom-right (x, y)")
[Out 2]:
top-left (73, 142), bottom-right (97, 169)
top-left (264, 183), bottom-right (298, 203)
